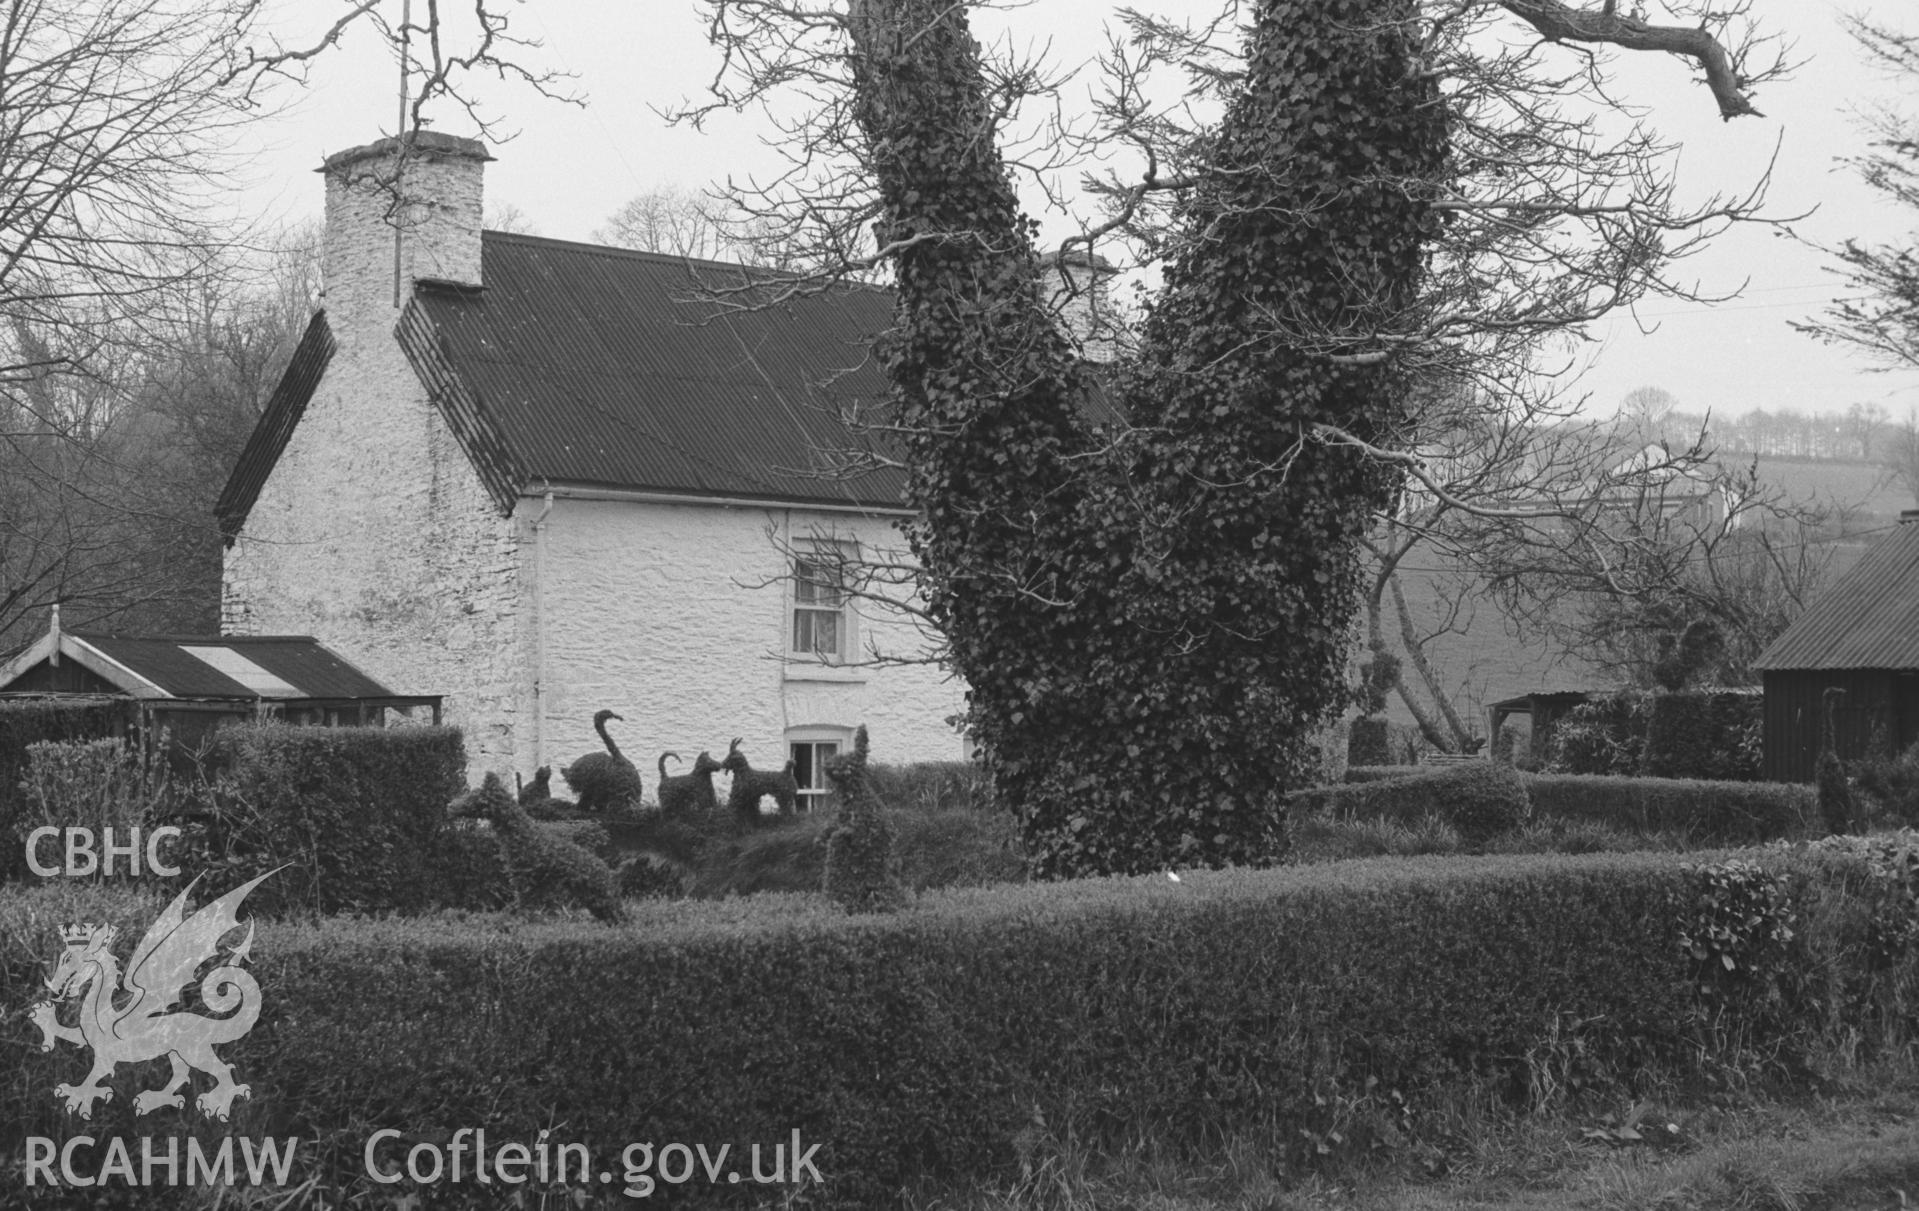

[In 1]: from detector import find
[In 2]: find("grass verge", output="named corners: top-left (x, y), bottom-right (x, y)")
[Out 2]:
top-left (907, 1060), bottom-right (1919, 1211)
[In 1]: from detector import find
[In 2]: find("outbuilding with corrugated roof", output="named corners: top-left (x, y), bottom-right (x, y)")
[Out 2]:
top-left (1752, 511), bottom-right (1919, 781)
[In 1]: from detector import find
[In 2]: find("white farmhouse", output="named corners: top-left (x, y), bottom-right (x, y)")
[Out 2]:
top-left (217, 131), bottom-right (971, 805)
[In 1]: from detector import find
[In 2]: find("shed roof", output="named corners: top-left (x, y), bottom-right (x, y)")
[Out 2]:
top-left (1753, 521), bottom-right (1919, 671)
top-left (74, 634), bottom-right (398, 699)
top-left (0, 616), bottom-right (407, 701)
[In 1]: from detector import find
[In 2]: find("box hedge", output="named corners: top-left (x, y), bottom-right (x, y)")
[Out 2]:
top-left (1637, 689), bottom-right (1763, 781)
top-left (1305, 770), bottom-right (1814, 846)
top-left (1526, 775), bottom-right (1814, 843)
top-left (1344, 764), bottom-right (1425, 784)
top-left (5, 836), bottom-right (1915, 1208)
top-left (1293, 761), bottom-right (1531, 843)
top-left (159, 722), bottom-right (468, 916)
top-left (1546, 691), bottom-right (1653, 775)
top-left (0, 700), bottom-right (130, 878)
top-left (1546, 689), bottom-right (1762, 781)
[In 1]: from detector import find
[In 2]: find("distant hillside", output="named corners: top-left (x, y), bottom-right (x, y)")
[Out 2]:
top-left (1741, 456), bottom-right (1911, 530)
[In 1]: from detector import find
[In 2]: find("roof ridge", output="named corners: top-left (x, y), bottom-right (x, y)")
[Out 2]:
top-left (481, 229), bottom-right (779, 274)
top-left (69, 632), bottom-right (324, 644)
top-left (478, 230), bottom-right (894, 295)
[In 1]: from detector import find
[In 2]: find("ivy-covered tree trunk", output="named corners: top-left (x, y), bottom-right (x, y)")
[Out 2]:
top-left (845, 0), bottom-right (1111, 866)
top-left (847, 0), bottom-right (1445, 877)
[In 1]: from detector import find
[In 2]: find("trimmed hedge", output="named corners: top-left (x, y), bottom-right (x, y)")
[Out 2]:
top-left (685, 804), bottom-right (1026, 899)
top-left (1293, 761), bottom-right (1532, 844)
top-left (1526, 775), bottom-right (1814, 843)
top-left (1638, 690), bottom-right (1763, 782)
top-left (1857, 741), bottom-right (1919, 828)
top-left (1546, 691), bottom-right (1652, 775)
top-left (865, 760), bottom-right (994, 814)
top-left (1546, 689), bottom-right (1762, 781)
top-left (1344, 764), bottom-right (1424, 784)
top-left (160, 722), bottom-right (467, 916)
top-left (0, 700), bottom-right (129, 877)
top-left (1307, 770), bottom-right (1814, 846)
top-left (5, 737), bottom-right (168, 885)
top-left (7, 840), bottom-right (1913, 1207)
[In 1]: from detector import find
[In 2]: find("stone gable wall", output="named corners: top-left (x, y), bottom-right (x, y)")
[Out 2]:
top-left (220, 319), bottom-right (529, 775)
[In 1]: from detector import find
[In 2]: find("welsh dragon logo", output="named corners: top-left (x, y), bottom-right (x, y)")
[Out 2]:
top-left (28, 869), bottom-right (279, 1121)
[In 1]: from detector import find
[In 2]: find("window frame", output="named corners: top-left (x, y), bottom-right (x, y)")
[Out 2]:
top-left (788, 540), bottom-right (859, 664)
top-left (786, 725), bottom-right (854, 814)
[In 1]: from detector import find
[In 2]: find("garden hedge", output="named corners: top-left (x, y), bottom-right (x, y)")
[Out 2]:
top-left (1546, 691), bottom-right (1653, 775)
top-left (1343, 764), bottom-right (1425, 784)
top-left (1546, 689), bottom-right (1762, 781)
top-left (159, 723), bottom-right (468, 916)
top-left (0, 700), bottom-right (129, 877)
top-left (1526, 775), bottom-right (1814, 843)
top-left (1292, 761), bottom-right (1532, 843)
top-left (1304, 769), bottom-right (1814, 845)
top-left (6, 839), bottom-right (1914, 1208)
top-left (1637, 689), bottom-right (1763, 782)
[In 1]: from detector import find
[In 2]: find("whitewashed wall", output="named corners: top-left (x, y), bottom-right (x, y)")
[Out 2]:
top-left (224, 133), bottom-right (967, 792)
top-left (223, 136), bottom-right (529, 774)
top-left (219, 315), bottom-right (530, 774)
top-left (529, 497), bottom-right (967, 797)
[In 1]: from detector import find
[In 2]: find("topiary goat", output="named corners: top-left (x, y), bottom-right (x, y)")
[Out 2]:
top-left (721, 737), bottom-right (798, 824)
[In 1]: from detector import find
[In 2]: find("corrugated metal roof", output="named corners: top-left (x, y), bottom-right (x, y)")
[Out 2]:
top-left (407, 234), bottom-right (908, 509)
top-left (70, 633), bottom-right (399, 700)
top-left (1753, 522), bottom-right (1919, 671)
top-left (217, 312), bottom-right (335, 541)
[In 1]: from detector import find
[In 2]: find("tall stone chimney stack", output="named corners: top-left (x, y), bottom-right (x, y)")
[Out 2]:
top-left (1040, 247), bottom-right (1126, 365)
top-left (319, 131), bottom-right (490, 346)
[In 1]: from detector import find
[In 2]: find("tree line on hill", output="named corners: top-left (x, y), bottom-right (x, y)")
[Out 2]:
top-left (1666, 401), bottom-right (1919, 476)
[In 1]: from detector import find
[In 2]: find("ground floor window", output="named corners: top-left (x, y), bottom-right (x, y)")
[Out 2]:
top-left (787, 725), bottom-right (854, 813)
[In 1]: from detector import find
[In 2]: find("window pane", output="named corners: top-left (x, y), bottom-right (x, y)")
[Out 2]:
top-left (793, 608), bottom-right (840, 657)
top-left (795, 557), bottom-right (844, 606)
top-left (790, 741), bottom-right (840, 813)
top-left (812, 611), bottom-right (839, 656)
top-left (793, 609), bottom-right (840, 656)
top-left (795, 561), bottom-right (825, 604)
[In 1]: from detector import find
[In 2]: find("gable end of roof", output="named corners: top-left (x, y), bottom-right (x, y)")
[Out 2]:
top-left (1753, 523), bottom-right (1919, 671)
top-left (396, 293), bottom-right (525, 514)
top-left (217, 311), bottom-right (336, 545)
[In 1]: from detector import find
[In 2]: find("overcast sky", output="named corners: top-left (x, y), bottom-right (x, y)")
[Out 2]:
top-left (233, 0), bottom-right (1919, 427)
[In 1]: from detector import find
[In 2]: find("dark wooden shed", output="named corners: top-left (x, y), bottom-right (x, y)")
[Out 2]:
top-left (1753, 514), bottom-right (1919, 782)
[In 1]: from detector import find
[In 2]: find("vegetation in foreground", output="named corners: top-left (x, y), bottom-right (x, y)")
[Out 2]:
top-left (907, 1059), bottom-right (1919, 1211)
